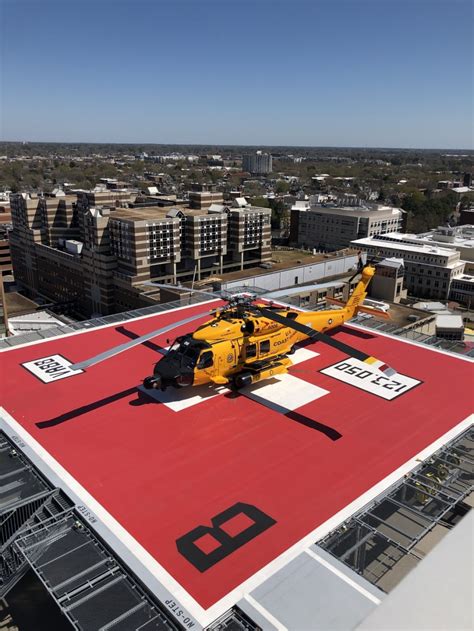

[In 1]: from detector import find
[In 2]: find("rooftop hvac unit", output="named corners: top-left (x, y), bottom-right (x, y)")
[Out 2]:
top-left (65, 240), bottom-right (83, 255)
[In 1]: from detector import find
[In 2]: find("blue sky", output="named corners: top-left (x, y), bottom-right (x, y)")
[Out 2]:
top-left (1, 0), bottom-right (473, 148)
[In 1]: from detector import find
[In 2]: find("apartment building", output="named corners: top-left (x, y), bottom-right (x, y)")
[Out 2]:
top-left (0, 206), bottom-right (12, 276)
top-left (0, 231), bottom-right (11, 276)
top-left (242, 151), bottom-right (273, 175)
top-left (226, 204), bottom-right (272, 269)
top-left (76, 190), bottom-right (135, 313)
top-left (290, 201), bottom-right (404, 251)
top-left (109, 200), bottom-right (270, 284)
top-left (352, 233), bottom-right (466, 300)
top-left (9, 191), bottom-right (271, 316)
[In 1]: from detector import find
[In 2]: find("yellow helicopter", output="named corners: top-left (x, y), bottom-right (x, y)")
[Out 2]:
top-left (71, 261), bottom-right (395, 391)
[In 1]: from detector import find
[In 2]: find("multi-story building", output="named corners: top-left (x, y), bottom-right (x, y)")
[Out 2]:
top-left (188, 191), bottom-right (225, 209)
top-left (290, 202), bottom-right (404, 251)
top-left (242, 151), bottom-right (272, 175)
top-left (351, 233), bottom-right (466, 300)
top-left (459, 208), bottom-right (474, 226)
top-left (9, 191), bottom-right (271, 316)
top-left (75, 190), bottom-right (136, 314)
top-left (109, 200), bottom-right (271, 281)
top-left (226, 203), bottom-right (272, 269)
top-left (107, 207), bottom-right (182, 312)
top-left (188, 184), bottom-right (224, 210)
top-left (9, 193), bottom-right (84, 310)
top-left (0, 205), bottom-right (12, 277)
top-left (368, 258), bottom-right (407, 303)
top-left (386, 225), bottom-right (474, 262)
top-left (0, 232), bottom-right (12, 277)
top-left (449, 274), bottom-right (474, 306)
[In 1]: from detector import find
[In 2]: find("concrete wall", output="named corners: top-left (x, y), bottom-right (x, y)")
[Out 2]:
top-left (220, 253), bottom-right (361, 292)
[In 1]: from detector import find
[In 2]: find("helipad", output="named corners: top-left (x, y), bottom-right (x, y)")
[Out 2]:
top-left (1, 300), bottom-right (472, 627)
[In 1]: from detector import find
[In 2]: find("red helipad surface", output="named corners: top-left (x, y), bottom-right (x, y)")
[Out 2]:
top-left (1, 302), bottom-right (472, 613)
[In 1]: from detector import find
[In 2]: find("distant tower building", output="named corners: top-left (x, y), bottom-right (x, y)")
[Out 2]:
top-left (463, 172), bottom-right (472, 187)
top-left (242, 151), bottom-right (272, 175)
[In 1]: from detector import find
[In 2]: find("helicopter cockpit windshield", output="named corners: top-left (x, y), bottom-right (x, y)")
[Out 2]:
top-left (168, 336), bottom-right (210, 368)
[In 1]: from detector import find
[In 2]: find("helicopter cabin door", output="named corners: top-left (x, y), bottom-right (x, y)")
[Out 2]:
top-left (217, 340), bottom-right (239, 382)
top-left (194, 349), bottom-right (215, 385)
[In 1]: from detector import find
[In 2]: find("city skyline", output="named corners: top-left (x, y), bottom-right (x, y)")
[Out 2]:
top-left (1, 0), bottom-right (473, 149)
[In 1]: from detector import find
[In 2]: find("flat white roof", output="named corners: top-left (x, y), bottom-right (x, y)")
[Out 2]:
top-left (306, 204), bottom-right (403, 217)
top-left (397, 228), bottom-right (474, 249)
top-left (352, 236), bottom-right (459, 258)
top-left (436, 315), bottom-right (464, 328)
top-left (455, 275), bottom-right (474, 283)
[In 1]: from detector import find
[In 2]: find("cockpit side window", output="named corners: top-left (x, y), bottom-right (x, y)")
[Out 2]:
top-left (246, 343), bottom-right (257, 359)
top-left (169, 339), bottom-right (181, 352)
top-left (197, 350), bottom-right (213, 369)
top-left (259, 340), bottom-right (270, 354)
top-left (183, 346), bottom-right (200, 364)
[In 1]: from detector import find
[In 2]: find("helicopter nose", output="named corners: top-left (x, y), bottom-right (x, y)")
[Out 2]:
top-left (143, 375), bottom-right (162, 389)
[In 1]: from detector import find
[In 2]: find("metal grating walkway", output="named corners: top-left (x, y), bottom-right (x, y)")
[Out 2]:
top-left (318, 426), bottom-right (474, 591)
top-left (0, 431), bottom-right (182, 630)
top-left (16, 513), bottom-right (177, 631)
top-left (207, 606), bottom-right (261, 631)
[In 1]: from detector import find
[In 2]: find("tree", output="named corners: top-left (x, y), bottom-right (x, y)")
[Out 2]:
top-left (251, 197), bottom-right (270, 208)
top-left (275, 181), bottom-right (290, 194)
top-left (269, 199), bottom-right (286, 229)
top-left (402, 190), bottom-right (458, 232)
top-left (460, 196), bottom-right (473, 210)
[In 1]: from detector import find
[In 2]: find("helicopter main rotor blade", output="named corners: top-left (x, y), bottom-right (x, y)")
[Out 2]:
top-left (264, 281), bottom-right (344, 300)
top-left (69, 311), bottom-right (211, 372)
top-left (347, 251), bottom-right (366, 284)
top-left (347, 252), bottom-right (382, 284)
top-left (142, 281), bottom-right (219, 301)
top-left (259, 298), bottom-right (311, 311)
top-left (256, 306), bottom-right (396, 376)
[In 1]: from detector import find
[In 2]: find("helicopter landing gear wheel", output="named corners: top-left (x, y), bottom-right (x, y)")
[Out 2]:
top-left (288, 345), bottom-right (296, 355)
top-left (233, 372), bottom-right (253, 390)
top-left (143, 375), bottom-right (161, 389)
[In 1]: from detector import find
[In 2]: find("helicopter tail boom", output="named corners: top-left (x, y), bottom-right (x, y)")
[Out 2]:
top-left (325, 297), bottom-right (391, 320)
top-left (343, 265), bottom-right (375, 315)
